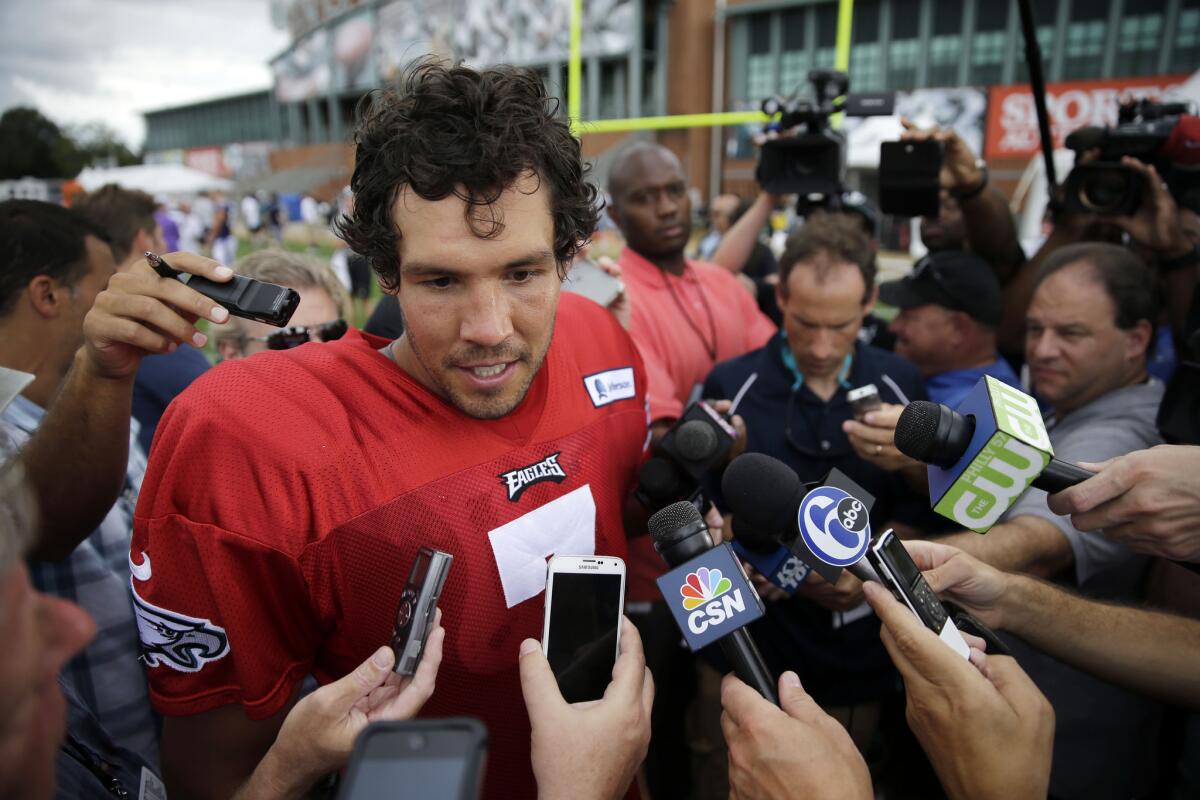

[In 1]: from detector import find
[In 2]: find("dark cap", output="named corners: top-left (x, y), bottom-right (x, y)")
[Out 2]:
top-left (878, 250), bottom-right (1003, 325)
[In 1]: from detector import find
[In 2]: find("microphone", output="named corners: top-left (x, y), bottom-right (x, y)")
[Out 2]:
top-left (893, 377), bottom-right (1095, 532)
top-left (722, 453), bottom-right (875, 586)
top-left (648, 501), bottom-right (778, 704)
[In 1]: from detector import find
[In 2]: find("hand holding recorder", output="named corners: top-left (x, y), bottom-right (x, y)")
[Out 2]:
top-left (238, 613), bottom-right (445, 800)
top-left (83, 251), bottom-right (236, 381)
top-left (863, 581), bottom-right (1055, 800)
top-left (519, 617), bottom-right (653, 800)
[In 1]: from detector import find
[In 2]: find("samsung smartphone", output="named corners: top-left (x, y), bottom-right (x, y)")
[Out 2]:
top-left (847, 384), bottom-right (882, 421)
top-left (562, 260), bottom-right (623, 308)
top-left (866, 530), bottom-right (970, 659)
top-left (541, 555), bottom-right (625, 703)
top-left (337, 718), bottom-right (487, 800)
top-left (390, 547), bottom-right (453, 675)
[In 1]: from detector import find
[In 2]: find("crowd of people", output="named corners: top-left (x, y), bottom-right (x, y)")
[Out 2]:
top-left (1, 57), bottom-right (1199, 800)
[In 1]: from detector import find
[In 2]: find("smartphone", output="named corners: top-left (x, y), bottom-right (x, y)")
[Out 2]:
top-left (337, 718), bottom-right (487, 800)
top-left (866, 530), bottom-right (970, 659)
top-left (879, 139), bottom-right (943, 218)
top-left (390, 547), bottom-right (453, 676)
top-left (562, 260), bottom-right (623, 308)
top-left (541, 555), bottom-right (626, 703)
top-left (847, 384), bottom-right (882, 421)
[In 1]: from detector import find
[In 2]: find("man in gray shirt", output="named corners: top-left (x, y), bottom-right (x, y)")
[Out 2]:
top-left (938, 242), bottom-right (1165, 799)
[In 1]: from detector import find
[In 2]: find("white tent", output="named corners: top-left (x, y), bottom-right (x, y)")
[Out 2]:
top-left (76, 164), bottom-right (234, 196)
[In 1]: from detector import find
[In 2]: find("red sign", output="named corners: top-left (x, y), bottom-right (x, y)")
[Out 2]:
top-left (984, 74), bottom-right (1190, 159)
top-left (184, 147), bottom-right (229, 178)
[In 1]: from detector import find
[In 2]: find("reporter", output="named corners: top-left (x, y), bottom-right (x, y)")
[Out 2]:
top-left (720, 671), bottom-right (872, 800)
top-left (905, 539), bottom-right (1200, 710)
top-left (1046, 444), bottom-right (1200, 562)
top-left (862, 580), bottom-right (1054, 800)
top-left (235, 615), bottom-right (445, 800)
top-left (519, 617), bottom-right (653, 800)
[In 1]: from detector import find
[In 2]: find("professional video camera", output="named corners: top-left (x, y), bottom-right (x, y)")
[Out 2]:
top-left (757, 70), bottom-right (894, 215)
top-left (1063, 98), bottom-right (1200, 216)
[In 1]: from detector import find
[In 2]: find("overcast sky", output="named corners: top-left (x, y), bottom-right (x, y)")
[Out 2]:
top-left (0, 0), bottom-right (290, 149)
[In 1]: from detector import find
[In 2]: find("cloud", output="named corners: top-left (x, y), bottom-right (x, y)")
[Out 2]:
top-left (0, 0), bottom-right (289, 148)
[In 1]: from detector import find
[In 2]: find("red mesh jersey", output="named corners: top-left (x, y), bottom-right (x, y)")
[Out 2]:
top-left (131, 293), bottom-right (648, 799)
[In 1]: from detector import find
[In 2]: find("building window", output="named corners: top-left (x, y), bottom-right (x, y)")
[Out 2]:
top-left (849, 0), bottom-right (882, 91)
top-left (888, 0), bottom-right (920, 90)
top-left (780, 8), bottom-right (808, 95)
top-left (1172, 0), bottom-right (1200, 74)
top-left (1062, 1), bottom-right (1110, 80)
top-left (599, 60), bottom-right (625, 119)
top-left (970, 2), bottom-right (1008, 85)
top-left (815, 3), bottom-right (839, 70)
top-left (927, 0), bottom-right (963, 87)
top-left (1018, 2), bottom-right (1057, 82)
top-left (1116, 0), bottom-right (1166, 76)
top-left (748, 13), bottom-right (775, 101)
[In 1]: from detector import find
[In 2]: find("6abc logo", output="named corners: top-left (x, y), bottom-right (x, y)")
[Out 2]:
top-left (798, 487), bottom-right (871, 567)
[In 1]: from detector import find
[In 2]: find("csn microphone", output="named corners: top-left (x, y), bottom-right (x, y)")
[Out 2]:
top-left (722, 453), bottom-right (875, 585)
top-left (648, 501), bottom-right (778, 704)
top-left (893, 376), bottom-right (1095, 532)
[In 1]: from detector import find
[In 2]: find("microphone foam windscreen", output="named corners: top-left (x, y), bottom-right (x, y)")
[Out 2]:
top-left (639, 458), bottom-right (685, 500)
top-left (648, 501), bottom-right (702, 545)
top-left (894, 401), bottom-right (941, 462)
top-left (675, 420), bottom-right (719, 461)
top-left (721, 453), bottom-right (805, 534)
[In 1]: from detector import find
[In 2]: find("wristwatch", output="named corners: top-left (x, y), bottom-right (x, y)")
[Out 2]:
top-left (950, 159), bottom-right (989, 202)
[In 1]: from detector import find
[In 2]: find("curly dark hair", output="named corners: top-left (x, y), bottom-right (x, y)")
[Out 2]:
top-left (336, 61), bottom-right (599, 293)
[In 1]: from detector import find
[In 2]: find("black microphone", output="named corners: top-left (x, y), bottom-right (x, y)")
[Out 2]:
top-left (723, 453), bottom-right (876, 585)
top-left (648, 502), bottom-right (779, 704)
top-left (895, 400), bottom-right (1094, 494)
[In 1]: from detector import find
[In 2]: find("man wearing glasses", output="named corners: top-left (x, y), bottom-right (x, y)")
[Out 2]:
top-left (703, 211), bottom-right (929, 752)
top-left (211, 251), bottom-right (350, 360)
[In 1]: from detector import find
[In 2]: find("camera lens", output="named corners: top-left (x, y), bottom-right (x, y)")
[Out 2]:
top-left (1080, 168), bottom-right (1133, 214)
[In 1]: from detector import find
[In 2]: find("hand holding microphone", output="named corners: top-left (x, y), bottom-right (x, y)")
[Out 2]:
top-left (720, 672), bottom-right (872, 800)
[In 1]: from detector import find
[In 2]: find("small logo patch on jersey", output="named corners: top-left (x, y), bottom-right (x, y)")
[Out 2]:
top-left (500, 452), bottom-right (568, 501)
top-left (584, 367), bottom-right (636, 407)
top-left (131, 581), bottom-right (230, 672)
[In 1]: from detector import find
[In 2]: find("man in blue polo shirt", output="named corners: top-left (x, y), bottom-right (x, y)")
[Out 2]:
top-left (704, 211), bottom-right (927, 746)
top-left (881, 250), bottom-right (1019, 407)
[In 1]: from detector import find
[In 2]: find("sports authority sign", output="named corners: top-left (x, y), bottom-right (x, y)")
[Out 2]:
top-left (984, 74), bottom-right (1190, 159)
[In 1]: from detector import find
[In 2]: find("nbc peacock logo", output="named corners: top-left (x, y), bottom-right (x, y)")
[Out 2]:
top-left (680, 567), bottom-right (733, 610)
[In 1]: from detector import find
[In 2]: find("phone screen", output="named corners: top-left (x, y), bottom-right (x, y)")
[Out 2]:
top-left (546, 572), bottom-right (623, 703)
top-left (882, 535), bottom-right (921, 588)
top-left (348, 756), bottom-right (465, 797)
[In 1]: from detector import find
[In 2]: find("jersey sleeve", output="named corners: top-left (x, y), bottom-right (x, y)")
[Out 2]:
top-left (131, 375), bottom-right (322, 720)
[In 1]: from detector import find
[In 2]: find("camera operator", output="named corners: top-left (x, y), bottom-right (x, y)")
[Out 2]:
top-left (1047, 444), bottom-right (1200, 563)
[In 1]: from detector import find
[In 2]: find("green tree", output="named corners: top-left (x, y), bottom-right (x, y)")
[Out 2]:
top-left (0, 106), bottom-right (64, 179)
top-left (69, 122), bottom-right (141, 168)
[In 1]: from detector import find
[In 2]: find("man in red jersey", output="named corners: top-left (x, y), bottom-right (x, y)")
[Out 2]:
top-left (131, 63), bottom-right (653, 799)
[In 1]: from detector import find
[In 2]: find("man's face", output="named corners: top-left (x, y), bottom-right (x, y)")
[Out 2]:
top-left (890, 304), bottom-right (959, 376)
top-left (392, 173), bottom-right (560, 419)
top-left (920, 190), bottom-right (965, 252)
top-left (778, 256), bottom-right (872, 382)
top-left (227, 286), bottom-right (341, 359)
top-left (710, 195), bottom-right (739, 234)
top-left (0, 564), bottom-right (95, 800)
top-left (609, 150), bottom-right (691, 259)
top-left (1026, 262), bottom-right (1150, 414)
